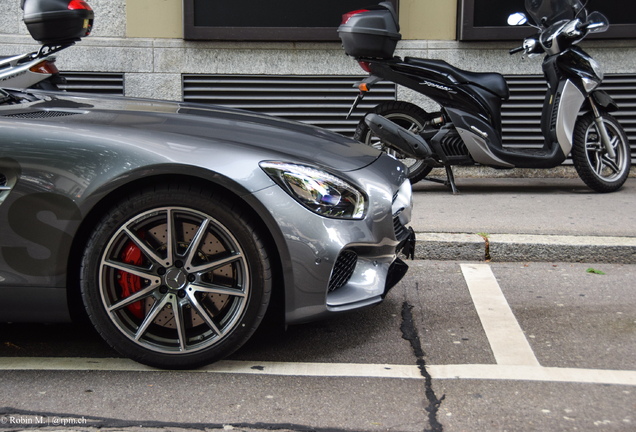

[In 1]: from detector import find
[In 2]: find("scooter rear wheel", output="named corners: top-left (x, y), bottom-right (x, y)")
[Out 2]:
top-left (355, 101), bottom-right (438, 184)
top-left (572, 112), bottom-right (631, 193)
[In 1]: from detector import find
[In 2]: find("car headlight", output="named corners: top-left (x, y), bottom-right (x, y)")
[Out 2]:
top-left (260, 161), bottom-right (367, 219)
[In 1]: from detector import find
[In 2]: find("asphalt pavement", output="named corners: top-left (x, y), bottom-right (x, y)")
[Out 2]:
top-left (409, 176), bottom-right (636, 264)
top-left (1, 176), bottom-right (635, 432)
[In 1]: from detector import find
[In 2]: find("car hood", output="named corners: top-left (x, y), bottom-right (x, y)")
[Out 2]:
top-left (4, 91), bottom-right (382, 172)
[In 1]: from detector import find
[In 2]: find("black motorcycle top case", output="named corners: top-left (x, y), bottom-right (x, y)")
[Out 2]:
top-left (338, 6), bottom-right (401, 59)
top-left (23, 0), bottom-right (94, 45)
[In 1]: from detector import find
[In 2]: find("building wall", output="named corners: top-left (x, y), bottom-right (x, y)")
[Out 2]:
top-left (1, 0), bottom-right (635, 106)
top-left (124, 0), bottom-right (458, 41)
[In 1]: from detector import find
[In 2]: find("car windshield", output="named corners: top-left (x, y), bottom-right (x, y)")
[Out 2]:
top-left (524, 0), bottom-right (583, 27)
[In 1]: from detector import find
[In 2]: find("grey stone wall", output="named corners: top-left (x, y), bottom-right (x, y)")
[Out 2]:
top-left (0, 0), bottom-right (21, 35)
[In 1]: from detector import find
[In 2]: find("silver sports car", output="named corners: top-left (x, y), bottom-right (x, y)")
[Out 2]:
top-left (0, 87), bottom-right (414, 369)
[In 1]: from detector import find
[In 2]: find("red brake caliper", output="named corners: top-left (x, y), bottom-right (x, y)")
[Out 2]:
top-left (118, 233), bottom-right (145, 319)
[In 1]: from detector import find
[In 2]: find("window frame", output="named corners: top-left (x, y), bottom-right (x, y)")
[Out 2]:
top-left (183, 0), bottom-right (399, 41)
top-left (458, 0), bottom-right (636, 41)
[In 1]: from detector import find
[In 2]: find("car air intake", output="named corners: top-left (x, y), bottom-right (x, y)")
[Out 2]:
top-left (393, 211), bottom-right (408, 241)
top-left (1, 111), bottom-right (79, 119)
top-left (328, 250), bottom-right (358, 292)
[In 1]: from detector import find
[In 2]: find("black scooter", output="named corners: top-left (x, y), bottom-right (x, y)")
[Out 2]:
top-left (338, 0), bottom-right (630, 193)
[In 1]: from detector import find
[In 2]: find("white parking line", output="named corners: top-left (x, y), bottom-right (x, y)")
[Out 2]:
top-left (0, 357), bottom-right (421, 379)
top-left (460, 263), bottom-right (540, 367)
top-left (1, 357), bottom-right (636, 386)
top-left (428, 364), bottom-right (636, 386)
top-left (2, 263), bottom-right (632, 386)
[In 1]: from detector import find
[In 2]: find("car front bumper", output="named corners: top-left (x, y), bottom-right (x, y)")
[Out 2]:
top-left (251, 153), bottom-right (414, 325)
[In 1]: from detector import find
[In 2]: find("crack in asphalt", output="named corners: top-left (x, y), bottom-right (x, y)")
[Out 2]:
top-left (400, 301), bottom-right (445, 432)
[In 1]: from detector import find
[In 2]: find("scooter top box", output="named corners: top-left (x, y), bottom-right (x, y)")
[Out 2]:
top-left (338, 2), bottom-right (401, 59)
top-left (22, 0), bottom-right (94, 45)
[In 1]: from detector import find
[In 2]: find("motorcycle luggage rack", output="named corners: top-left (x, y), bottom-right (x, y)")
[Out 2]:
top-left (34, 42), bottom-right (75, 59)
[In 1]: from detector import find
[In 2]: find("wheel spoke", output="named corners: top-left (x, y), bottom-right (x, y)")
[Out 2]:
top-left (186, 290), bottom-right (223, 336)
top-left (171, 297), bottom-right (187, 351)
top-left (189, 281), bottom-right (246, 298)
top-left (585, 141), bottom-right (601, 152)
top-left (103, 259), bottom-right (159, 282)
top-left (188, 252), bottom-right (242, 274)
top-left (108, 284), bottom-right (157, 312)
top-left (183, 218), bottom-right (210, 269)
top-left (601, 155), bottom-right (620, 174)
top-left (123, 227), bottom-right (166, 267)
top-left (594, 154), bottom-right (604, 175)
top-left (134, 294), bottom-right (171, 341)
top-left (165, 208), bottom-right (176, 267)
top-left (609, 136), bottom-right (620, 151)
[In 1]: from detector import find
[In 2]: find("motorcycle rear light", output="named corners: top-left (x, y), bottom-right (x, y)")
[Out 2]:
top-left (342, 9), bottom-right (368, 24)
top-left (358, 61), bottom-right (372, 73)
top-left (29, 60), bottom-right (59, 75)
top-left (67, 0), bottom-right (92, 10)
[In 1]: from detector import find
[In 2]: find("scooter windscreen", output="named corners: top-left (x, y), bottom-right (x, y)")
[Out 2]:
top-left (524, 0), bottom-right (584, 27)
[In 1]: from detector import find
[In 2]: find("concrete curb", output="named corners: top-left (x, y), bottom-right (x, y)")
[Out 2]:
top-left (425, 165), bottom-right (636, 179)
top-left (415, 233), bottom-right (636, 264)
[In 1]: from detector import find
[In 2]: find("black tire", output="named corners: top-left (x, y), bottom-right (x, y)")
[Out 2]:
top-left (572, 112), bottom-right (631, 193)
top-left (80, 183), bottom-right (271, 369)
top-left (354, 101), bottom-right (439, 184)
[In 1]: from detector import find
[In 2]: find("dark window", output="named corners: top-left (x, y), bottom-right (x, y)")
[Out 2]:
top-left (183, 0), bottom-right (398, 41)
top-left (459, 0), bottom-right (636, 40)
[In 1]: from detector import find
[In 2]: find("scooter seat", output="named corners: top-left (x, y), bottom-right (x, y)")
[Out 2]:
top-left (404, 57), bottom-right (510, 100)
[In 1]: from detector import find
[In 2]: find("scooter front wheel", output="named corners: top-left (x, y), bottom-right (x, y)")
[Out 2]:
top-left (355, 101), bottom-right (438, 184)
top-left (572, 112), bottom-right (631, 193)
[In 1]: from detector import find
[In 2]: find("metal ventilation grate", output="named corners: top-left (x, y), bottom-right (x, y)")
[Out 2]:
top-left (328, 250), bottom-right (358, 292)
top-left (182, 74), bottom-right (396, 137)
top-left (393, 212), bottom-right (408, 241)
top-left (503, 74), bottom-right (636, 162)
top-left (1, 111), bottom-right (79, 119)
top-left (58, 72), bottom-right (124, 95)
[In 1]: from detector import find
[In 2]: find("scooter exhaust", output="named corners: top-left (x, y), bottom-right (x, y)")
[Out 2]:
top-left (364, 113), bottom-right (432, 159)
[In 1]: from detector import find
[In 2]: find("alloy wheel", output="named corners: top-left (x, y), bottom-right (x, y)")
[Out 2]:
top-left (98, 206), bottom-right (249, 354)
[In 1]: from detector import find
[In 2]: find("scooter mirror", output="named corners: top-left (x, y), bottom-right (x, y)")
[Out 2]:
top-left (586, 12), bottom-right (609, 33)
top-left (507, 12), bottom-right (528, 26)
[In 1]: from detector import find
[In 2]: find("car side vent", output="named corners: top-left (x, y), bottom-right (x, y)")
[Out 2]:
top-left (393, 212), bottom-right (408, 241)
top-left (503, 74), bottom-right (636, 163)
top-left (1, 110), bottom-right (79, 119)
top-left (328, 250), bottom-right (358, 292)
top-left (0, 173), bottom-right (6, 187)
top-left (1, 111), bottom-right (78, 119)
top-left (182, 74), bottom-right (396, 137)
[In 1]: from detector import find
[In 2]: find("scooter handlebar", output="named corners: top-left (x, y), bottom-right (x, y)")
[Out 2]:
top-left (509, 46), bottom-right (525, 55)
